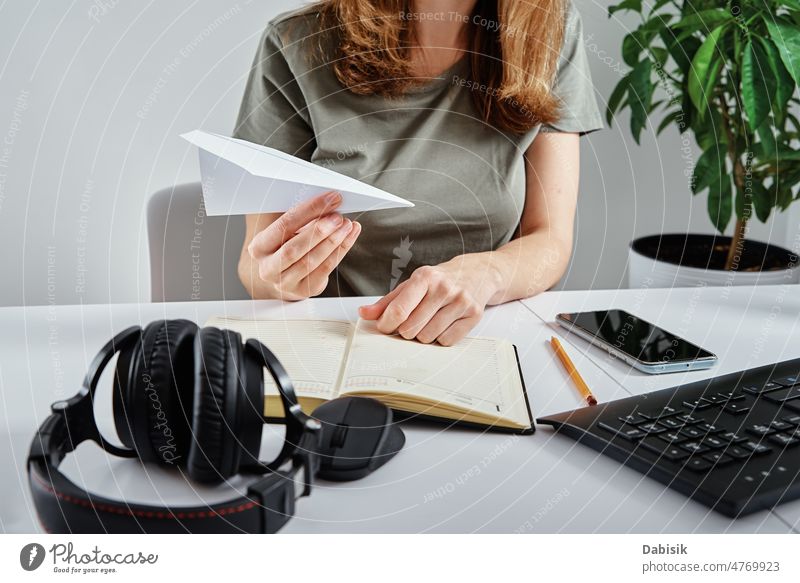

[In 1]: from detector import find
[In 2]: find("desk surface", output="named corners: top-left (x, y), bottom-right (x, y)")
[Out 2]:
top-left (1, 288), bottom-right (797, 533)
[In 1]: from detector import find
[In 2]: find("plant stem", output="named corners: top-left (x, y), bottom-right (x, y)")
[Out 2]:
top-left (717, 87), bottom-right (750, 272)
top-left (725, 217), bottom-right (747, 270)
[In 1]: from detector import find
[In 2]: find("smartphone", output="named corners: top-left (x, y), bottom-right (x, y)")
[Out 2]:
top-left (555, 309), bottom-right (717, 374)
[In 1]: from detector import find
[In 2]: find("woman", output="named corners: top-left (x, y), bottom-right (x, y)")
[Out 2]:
top-left (236, 0), bottom-right (602, 345)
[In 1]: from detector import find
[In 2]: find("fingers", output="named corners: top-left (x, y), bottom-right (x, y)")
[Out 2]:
top-left (283, 219), bottom-right (357, 282)
top-left (416, 289), bottom-right (483, 345)
top-left (272, 214), bottom-right (346, 271)
top-left (414, 302), bottom-right (467, 344)
top-left (435, 318), bottom-right (478, 347)
top-left (297, 221), bottom-right (362, 297)
top-left (396, 291), bottom-right (447, 340)
top-left (358, 283), bottom-right (405, 321)
top-left (375, 279), bottom-right (429, 334)
top-left (249, 191), bottom-right (342, 258)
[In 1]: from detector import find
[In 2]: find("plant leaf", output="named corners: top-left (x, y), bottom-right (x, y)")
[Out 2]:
top-left (650, 46), bottom-right (668, 66)
top-left (742, 39), bottom-right (775, 131)
top-left (672, 9), bottom-right (732, 31)
top-left (778, 185), bottom-right (794, 210)
top-left (629, 58), bottom-right (653, 144)
top-left (650, 0), bottom-right (672, 12)
top-left (759, 36), bottom-right (796, 123)
top-left (782, 0), bottom-right (800, 11)
top-left (660, 28), bottom-right (701, 71)
top-left (707, 175), bottom-right (733, 234)
top-left (656, 110), bottom-right (681, 136)
top-left (765, 19), bottom-right (800, 85)
top-left (757, 120), bottom-right (777, 157)
top-left (608, 0), bottom-right (642, 17)
top-left (622, 32), bottom-right (642, 67)
top-left (751, 181), bottom-right (773, 223)
top-left (606, 73), bottom-right (631, 125)
top-left (693, 106), bottom-right (725, 151)
top-left (688, 25), bottom-right (726, 116)
top-left (692, 143), bottom-right (726, 195)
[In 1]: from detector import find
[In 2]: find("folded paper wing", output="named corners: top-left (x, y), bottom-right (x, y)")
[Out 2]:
top-left (181, 130), bottom-right (414, 215)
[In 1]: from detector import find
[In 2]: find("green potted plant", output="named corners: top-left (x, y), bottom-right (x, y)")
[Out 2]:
top-left (607, 0), bottom-right (800, 287)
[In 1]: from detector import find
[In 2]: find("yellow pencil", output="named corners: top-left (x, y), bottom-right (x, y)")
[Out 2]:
top-left (549, 336), bottom-right (597, 406)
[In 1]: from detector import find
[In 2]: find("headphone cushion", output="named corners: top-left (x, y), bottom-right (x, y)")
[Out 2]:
top-left (129, 319), bottom-right (198, 465)
top-left (187, 327), bottom-right (242, 483)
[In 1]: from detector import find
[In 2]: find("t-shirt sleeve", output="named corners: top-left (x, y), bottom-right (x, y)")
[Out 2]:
top-left (540, 2), bottom-right (604, 135)
top-left (232, 23), bottom-right (316, 160)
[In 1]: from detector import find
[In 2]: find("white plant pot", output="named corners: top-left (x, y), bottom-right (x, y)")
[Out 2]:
top-left (628, 234), bottom-right (800, 289)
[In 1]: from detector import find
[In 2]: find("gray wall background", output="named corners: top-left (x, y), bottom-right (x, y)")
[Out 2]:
top-left (0, 0), bottom-right (796, 307)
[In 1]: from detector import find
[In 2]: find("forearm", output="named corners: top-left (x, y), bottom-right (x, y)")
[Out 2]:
top-left (238, 212), bottom-right (282, 300)
top-left (449, 228), bottom-right (572, 307)
top-left (238, 252), bottom-right (280, 300)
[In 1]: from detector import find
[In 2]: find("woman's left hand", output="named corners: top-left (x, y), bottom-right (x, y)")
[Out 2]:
top-left (358, 255), bottom-right (500, 346)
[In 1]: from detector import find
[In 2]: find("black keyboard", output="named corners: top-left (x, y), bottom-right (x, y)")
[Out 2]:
top-left (537, 358), bottom-right (800, 517)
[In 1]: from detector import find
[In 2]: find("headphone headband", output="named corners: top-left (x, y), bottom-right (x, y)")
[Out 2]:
top-left (27, 322), bottom-right (318, 533)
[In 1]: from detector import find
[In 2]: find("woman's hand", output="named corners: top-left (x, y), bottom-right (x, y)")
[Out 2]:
top-left (358, 254), bottom-right (501, 346)
top-left (245, 191), bottom-right (361, 300)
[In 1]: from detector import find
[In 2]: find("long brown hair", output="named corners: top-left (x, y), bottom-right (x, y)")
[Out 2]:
top-left (315, 0), bottom-right (566, 133)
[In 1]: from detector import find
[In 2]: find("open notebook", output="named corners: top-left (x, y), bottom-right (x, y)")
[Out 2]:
top-left (206, 316), bottom-right (533, 433)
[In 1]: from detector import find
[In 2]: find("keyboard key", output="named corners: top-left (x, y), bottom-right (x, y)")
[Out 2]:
top-left (771, 374), bottom-right (800, 387)
top-left (784, 400), bottom-right (800, 413)
top-left (742, 382), bottom-right (783, 396)
top-left (723, 402), bottom-right (750, 415)
top-left (742, 440), bottom-right (772, 455)
top-left (680, 441), bottom-right (710, 455)
top-left (702, 435), bottom-right (727, 449)
top-left (703, 452), bottom-right (735, 467)
top-left (768, 433), bottom-right (800, 447)
top-left (618, 414), bottom-right (645, 426)
top-left (638, 422), bottom-right (667, 435)
top-left (639, 406), bottom-right (681, 420)
top-left (657, 431), bottom-right (686, 445)
top-left (717, 391), bottom-right (745, 401)
top-left (657, 417), bottom-right (683, 430)
top-left (700, 394), bottom-right (727, 405)
top-left (769, 420), bottom-right (793, 432)
top-left (684, 457), bottom-right (713, 472)
top-left (782, 414), bottom-right (800, 426)
top-left (721, 431), bottom-right (747, 443)
top-left (746, 424), bottom-right (776, 437)
top-left (725, 445), bottom-right (751, 459)
top-left (597, 422), bottom-right (646, 441)
top-left (683, 398), bottom-right (712, 410)
top-left (639, 438), bottom-right (689, 461)
top-left (696, 422), bottom-right (722, 434)
top-left (763, 386), bottom-right (800, 404)
top-left (676, 414), bottom-right (701, 425)
top-left (679, 426), bottom-right (704, 439)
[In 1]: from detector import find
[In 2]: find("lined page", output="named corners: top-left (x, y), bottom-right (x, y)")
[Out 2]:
top-left (340, 320), bottom-right (529, 426)
top-left (205, 316), bottom-right (352, 400)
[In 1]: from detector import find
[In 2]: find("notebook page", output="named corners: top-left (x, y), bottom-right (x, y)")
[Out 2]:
top-left (339, 320), bottom-right (529, 425)
top-left (204, 316), bottom-right (352, 400)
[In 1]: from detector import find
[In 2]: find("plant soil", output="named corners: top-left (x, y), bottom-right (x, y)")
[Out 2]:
top-left (632, 234), bottom-right (797, 272)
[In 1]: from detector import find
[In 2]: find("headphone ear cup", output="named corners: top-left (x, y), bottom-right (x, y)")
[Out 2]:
top-left (187, 327), bottom-right (245, 483)
top-left (116, 319), bottom-right (198, 466)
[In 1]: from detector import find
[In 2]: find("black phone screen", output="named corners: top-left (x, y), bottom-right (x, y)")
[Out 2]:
top-left (558, 310), bottom-right (715, 365)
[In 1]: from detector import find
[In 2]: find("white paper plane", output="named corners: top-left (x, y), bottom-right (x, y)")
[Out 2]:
top-left (181, 130), bottom-right (414, 215)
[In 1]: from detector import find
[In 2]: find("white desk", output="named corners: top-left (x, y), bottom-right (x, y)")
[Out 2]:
top-left (0, 290), bottom-right (795, 533)
top-left (523, 283), bottom-right (800, 532)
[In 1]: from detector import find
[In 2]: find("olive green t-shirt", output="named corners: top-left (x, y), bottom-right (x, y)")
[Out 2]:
top-left (233, 2), bottom-right (603, 296)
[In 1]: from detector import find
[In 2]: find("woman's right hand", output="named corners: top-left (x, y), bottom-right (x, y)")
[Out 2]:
top-left (245, 191), bottom-right (361, 300)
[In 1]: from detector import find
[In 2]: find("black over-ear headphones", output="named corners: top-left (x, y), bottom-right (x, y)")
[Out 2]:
top-left (27, 319), bottom-right (341, 533)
